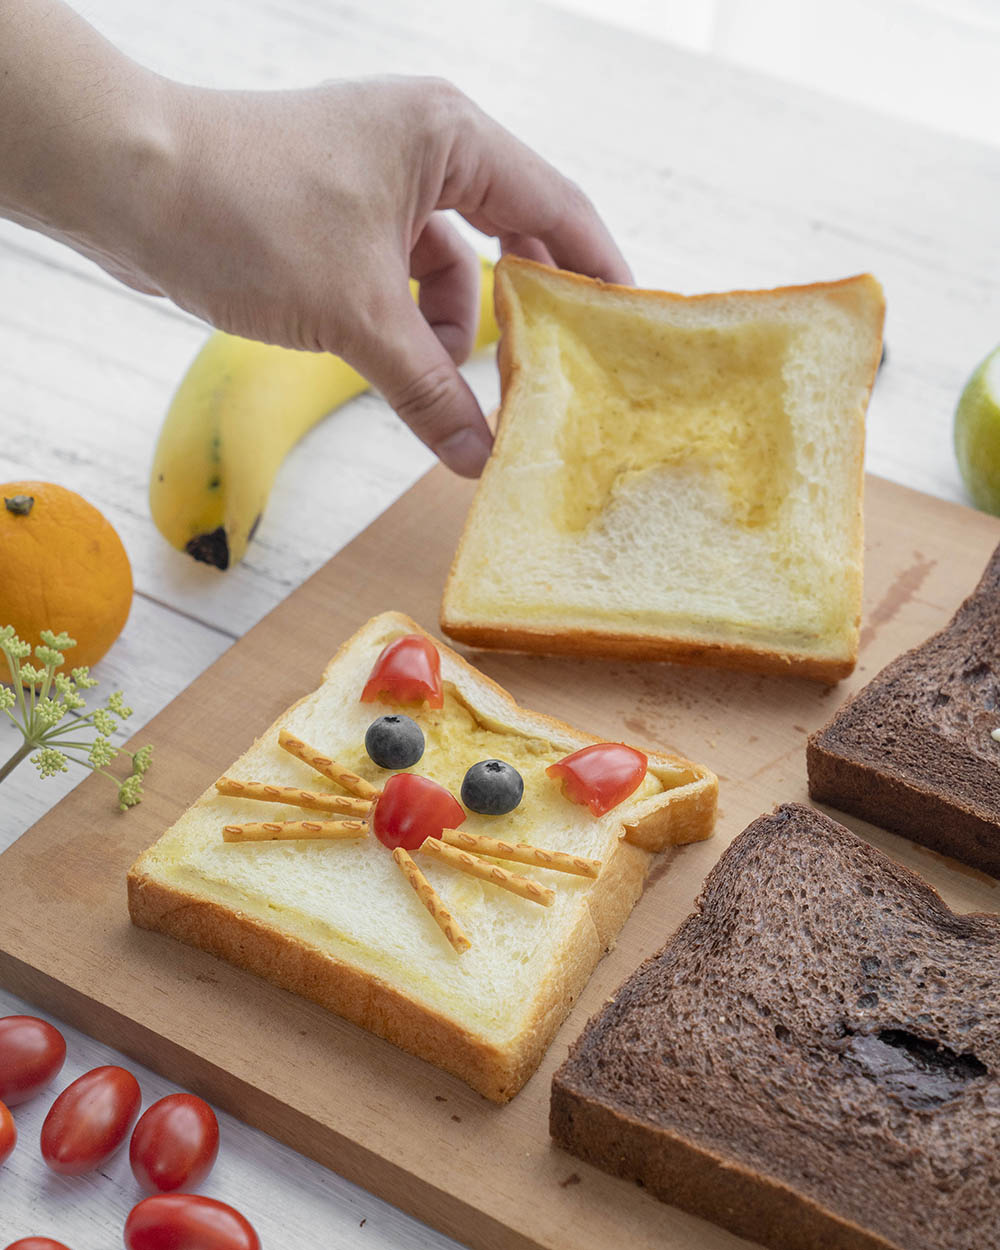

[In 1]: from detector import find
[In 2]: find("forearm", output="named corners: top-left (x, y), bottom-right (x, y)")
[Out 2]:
top-left (0, 0), bottom-right (170, 270)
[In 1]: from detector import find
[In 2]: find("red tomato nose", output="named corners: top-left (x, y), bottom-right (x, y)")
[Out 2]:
top-left (372, 773), bottom-right (465, 850)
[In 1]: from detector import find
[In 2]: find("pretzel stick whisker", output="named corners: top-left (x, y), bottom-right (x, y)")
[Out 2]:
top-left (420, 838), bottom-right (555, 907)
top-left (440, 829), bottom-right (601, 879)
top-left (392, 848), bottom-right (471, 954)
top-left (215, 777), bottom-right (372, 818)
top-left (278, 730), bottom-right (380, 800)
top-left (223, 819), bottom-right (368, 842)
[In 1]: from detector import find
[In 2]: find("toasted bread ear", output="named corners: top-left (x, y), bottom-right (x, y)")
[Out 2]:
top-left (442, 257), bottom-right (885, 682)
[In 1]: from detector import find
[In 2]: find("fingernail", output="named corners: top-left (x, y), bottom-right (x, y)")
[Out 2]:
top-left (436, 427), bottom-right (493, 478)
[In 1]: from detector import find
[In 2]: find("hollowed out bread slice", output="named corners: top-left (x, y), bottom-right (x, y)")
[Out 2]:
top-left (808, 541), bottom-right (1000, 876)
top-left (441, 258), bottom-right (885, 681)
top-left (127, 612), bottom-right (716, 1102)
top-left (551, 803), bottom-right (1000, 1250)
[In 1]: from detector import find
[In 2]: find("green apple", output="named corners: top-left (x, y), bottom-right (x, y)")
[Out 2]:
top-left (955, 344), bottom-right (1000, 516)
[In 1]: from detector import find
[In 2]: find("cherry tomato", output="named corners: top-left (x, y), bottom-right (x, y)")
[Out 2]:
top-left (40, 1065), bottom-right (141, 1175)
top-left (0, 1099), bottom-right (16, 1164)
top-left (0, 1016), bottom-right (66, 1106)
top-left (130, 1093), bottom-right (220, 1193)
top-left (546, 743), bottom-right (648, 816)
top-left (124, 1195), bottom-right (260, 1250)
top-left (372, 772), bottom-right (465, 850)
top-left (4, 1240), bottom-right (72, 1250)
top-left (361, 634), bottom-right (443, 709)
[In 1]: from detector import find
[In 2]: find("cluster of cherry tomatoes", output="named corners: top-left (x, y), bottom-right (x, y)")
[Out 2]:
top-left (0, 1015), bottom-right (259, 1249)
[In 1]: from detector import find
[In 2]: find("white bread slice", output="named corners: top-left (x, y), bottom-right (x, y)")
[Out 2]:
top-left (128, 612), bottom-right (716, 1102)
top-left (440, 258), bottom-right (886, 681)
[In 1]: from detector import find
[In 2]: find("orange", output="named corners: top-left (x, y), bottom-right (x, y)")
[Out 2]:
top-left (0, 481), bottom-right (133, 671)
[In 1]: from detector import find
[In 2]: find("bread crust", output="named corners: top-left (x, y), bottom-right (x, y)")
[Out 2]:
top-left (440, 620), bottom-right (855, 684)
top-left (549, 1088), bottom-right (901, 1250)
top-left (441, 257), bottom-right (885, 683)
top-left (128, 611), bottom-right (716, 1101)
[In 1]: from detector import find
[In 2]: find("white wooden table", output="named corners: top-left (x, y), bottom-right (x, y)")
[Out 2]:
top-left (2, 1), bottom-right (998, 1245)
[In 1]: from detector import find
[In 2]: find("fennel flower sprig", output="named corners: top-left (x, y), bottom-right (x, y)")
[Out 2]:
top-left (0, 626), bottom-right (152, 810)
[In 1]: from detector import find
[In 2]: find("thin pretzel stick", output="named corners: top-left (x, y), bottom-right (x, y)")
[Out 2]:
top-left (223, 819), bottom-right (368, 842)
top-left (215, 777), bottom-right (372, 818)
top-left (419, 838), bottom-right (555, 907)
top-left (278, 730), bottom-right (380, 800)
top-left (440, 829), bottom-right (601, 879)
top-left (392, 848), bottom-right (471, 954)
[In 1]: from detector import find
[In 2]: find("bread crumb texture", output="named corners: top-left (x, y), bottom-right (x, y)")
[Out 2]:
top-left (552, 804), bottom-right (1000, 1250)
top-left (444, 259), bottom-right (885, 666)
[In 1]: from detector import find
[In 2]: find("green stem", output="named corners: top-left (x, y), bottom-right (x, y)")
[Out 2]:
top-left (41, 739), bottom-right (108, 752)
top-left (0, 739), bottom-right (33, 783)
top-left (39, 660), bottom-right (55, 704)
top-left (4, 652), bottom-right (29, 728)
top-left (41, 719), bottom-right (93, 741)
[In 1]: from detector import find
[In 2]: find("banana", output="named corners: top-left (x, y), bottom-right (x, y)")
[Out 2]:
top-left (150, 257), bottom-right (497, 569)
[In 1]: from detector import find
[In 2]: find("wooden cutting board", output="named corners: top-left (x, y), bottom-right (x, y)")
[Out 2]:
top-left (1, 468), bottom-right (997, 1250)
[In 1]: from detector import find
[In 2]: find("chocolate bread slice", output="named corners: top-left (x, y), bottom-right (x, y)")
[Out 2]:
top-left (808, 542), bottom-right (1000, 876)
top-left (551, 804), bottom-right (1000, 1250)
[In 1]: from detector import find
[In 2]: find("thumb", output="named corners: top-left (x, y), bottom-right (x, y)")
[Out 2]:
top-left (356, 297), bottom-right (493, 478)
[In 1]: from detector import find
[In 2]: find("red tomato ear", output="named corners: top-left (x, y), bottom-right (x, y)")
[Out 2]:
top-left (546, 744), bottom-right (648, 816)
top-left (361, 635), bottom-right (443, 709)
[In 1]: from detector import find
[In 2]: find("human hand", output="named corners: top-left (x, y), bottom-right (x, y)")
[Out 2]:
top-left (0, 4), bottom-right (630, 474)
top-left (126, 77), bottom-right (633, 475)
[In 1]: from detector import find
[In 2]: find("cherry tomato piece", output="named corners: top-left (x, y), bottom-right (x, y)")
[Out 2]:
top-left (0, 1016), bottom-right (66, 1106)
top-left (4, 1240), bottom-right (72, 1250)
top-left (124, 1195), bottom-right (260, 1250)
top-left (372, 772), bottom-right (465, 850)
top-left (0, 1099), bottom-right (16, 1164)
top-left (361, 634), bottom-right (443, 709)
top-left (546, 743), bottom-right (648, 816)
top-left (40, 1065), bottom-right (141, 1176)
top-left (130, 1093), bottom-right (220, 1194)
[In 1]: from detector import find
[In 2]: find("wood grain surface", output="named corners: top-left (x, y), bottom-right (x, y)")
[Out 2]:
top-left (1, 466), bottom-right (997, 1250)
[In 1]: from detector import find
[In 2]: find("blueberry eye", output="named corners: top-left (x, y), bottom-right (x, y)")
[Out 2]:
top-left (461, 760), bottom-right (524, 815)
top-left (365, 715), bottom-right (425, 769)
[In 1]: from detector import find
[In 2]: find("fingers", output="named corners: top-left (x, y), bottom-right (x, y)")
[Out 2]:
top-left (410, 214), bottom-right (480, 365)
top-left (442, 106), bottom-right (632, 286)
top-left (498, 233), bottom-right (555, 268)
top-left (351, 292), bottom-right (493, 477)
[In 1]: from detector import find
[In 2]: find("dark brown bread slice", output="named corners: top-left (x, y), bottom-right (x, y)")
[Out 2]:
top-left (807, 542), bottom-right (1000, 876)
top-left (551, 804), bottom-right (1000, 1250)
